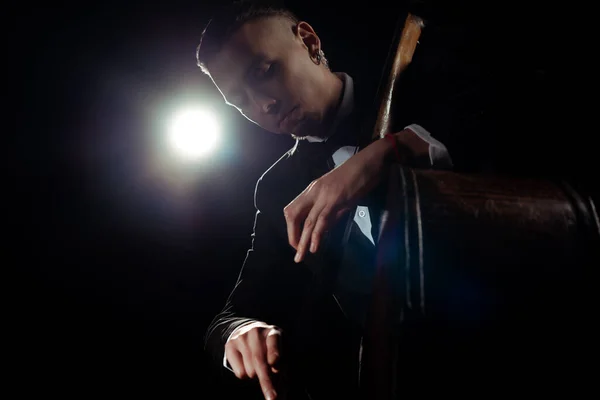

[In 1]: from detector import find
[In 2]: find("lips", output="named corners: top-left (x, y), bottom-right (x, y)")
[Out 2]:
top-left (279, 106), bottom-right (298, 132)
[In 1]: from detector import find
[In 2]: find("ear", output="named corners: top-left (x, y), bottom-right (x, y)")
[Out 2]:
top-left (294, 21), bottom-right (321, 59)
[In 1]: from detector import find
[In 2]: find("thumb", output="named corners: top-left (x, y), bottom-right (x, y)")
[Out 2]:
top-left (335, 207), bottom-right (352, 221)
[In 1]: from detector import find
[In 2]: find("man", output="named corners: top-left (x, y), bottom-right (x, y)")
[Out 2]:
top-left (198, 1), bottom-right (559, 399)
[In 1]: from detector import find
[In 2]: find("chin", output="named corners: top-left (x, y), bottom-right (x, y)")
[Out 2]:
top-left (265, 125), bottom-right (287, 135)
top-left (290, 119), bottom-right (312, 137)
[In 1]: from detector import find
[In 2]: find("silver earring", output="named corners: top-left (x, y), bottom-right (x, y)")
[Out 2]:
top-left (316, 49), bottom-right (329, 68)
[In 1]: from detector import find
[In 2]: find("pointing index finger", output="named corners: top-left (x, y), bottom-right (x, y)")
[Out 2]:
top-left (255, 354), bottom-right (277, 400)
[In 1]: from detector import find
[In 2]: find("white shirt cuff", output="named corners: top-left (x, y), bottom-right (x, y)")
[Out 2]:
top-left (405, 124), bottom-right (454, 169)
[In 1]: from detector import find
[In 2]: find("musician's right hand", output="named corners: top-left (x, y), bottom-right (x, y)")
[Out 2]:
top-left (225, 321), bottom-right (282, 400)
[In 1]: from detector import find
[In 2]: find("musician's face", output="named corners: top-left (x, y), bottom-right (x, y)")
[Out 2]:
top-left (208, 17), bottom-right (342, 138)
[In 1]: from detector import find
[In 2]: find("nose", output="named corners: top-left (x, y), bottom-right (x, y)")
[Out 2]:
top-left (259, 97), bottom-right (279, 115)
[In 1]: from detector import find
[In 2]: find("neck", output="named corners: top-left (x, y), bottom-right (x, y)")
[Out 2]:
top-left (316, 73), bottom-right (344, 138)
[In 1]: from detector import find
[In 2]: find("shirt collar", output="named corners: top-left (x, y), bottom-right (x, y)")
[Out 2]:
top-left (305, 72), bottom-right (355, 143)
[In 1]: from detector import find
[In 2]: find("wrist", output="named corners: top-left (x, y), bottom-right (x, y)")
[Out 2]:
top-left (381, 132), bottom-right (411, 164)
top-left (383, 128), bottom-right (432, 166)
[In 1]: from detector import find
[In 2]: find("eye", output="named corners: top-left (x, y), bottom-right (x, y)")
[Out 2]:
top-left (253, 63), bottom-right (275, 81)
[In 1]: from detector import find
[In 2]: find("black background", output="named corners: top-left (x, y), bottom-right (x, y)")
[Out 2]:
top-left (11, 0), bottom-right (576, 397)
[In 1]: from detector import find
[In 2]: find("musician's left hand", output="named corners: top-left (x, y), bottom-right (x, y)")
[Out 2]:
top-left (283, 136), bottom-right (395, 263)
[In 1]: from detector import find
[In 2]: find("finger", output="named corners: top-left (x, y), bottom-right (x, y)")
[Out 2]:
top-left (225, 346), bottom-right (247, 379)
top-left (266, 328), bottom-right (282, 372)
top-left (309, 207), bottom-right (333, 254)
top-left (310, 207), bottom-right (352, 254)
top-left (249, 334), bottom-right (277, 400)
top-left (295, 202), bottom-right (327, 263)
top-left (238, 341), bottom-right (256, 379)
top-left (335, 207), bottom-right (352, 221)
top-left (284, 197), bottom-right (310, 251)
top-left (255, 355), bottom-right (277, 400)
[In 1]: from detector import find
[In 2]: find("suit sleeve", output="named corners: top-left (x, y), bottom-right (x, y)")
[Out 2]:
top-left (203, 176), bottom-right (310, 368)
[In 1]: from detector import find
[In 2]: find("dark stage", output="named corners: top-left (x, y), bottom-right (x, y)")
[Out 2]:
top-left (11, 0), bottom-right (588, 398)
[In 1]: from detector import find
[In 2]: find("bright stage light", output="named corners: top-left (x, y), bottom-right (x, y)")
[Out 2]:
top-left (168, 108), bottom-right (220, 160)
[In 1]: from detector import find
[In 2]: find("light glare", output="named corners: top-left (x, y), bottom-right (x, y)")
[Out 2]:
top-left (168, 108), bottom-right (220, 160)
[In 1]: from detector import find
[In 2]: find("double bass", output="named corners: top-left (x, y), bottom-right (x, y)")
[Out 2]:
top-left (359, 9), bottom-right (600, 400)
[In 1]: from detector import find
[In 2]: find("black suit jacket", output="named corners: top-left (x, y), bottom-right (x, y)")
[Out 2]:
top-left (205, 95), bottom-right (369, 398)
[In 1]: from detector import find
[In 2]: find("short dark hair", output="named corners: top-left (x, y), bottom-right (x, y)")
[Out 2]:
top-left (196, 1), bottom-right (299, 75)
